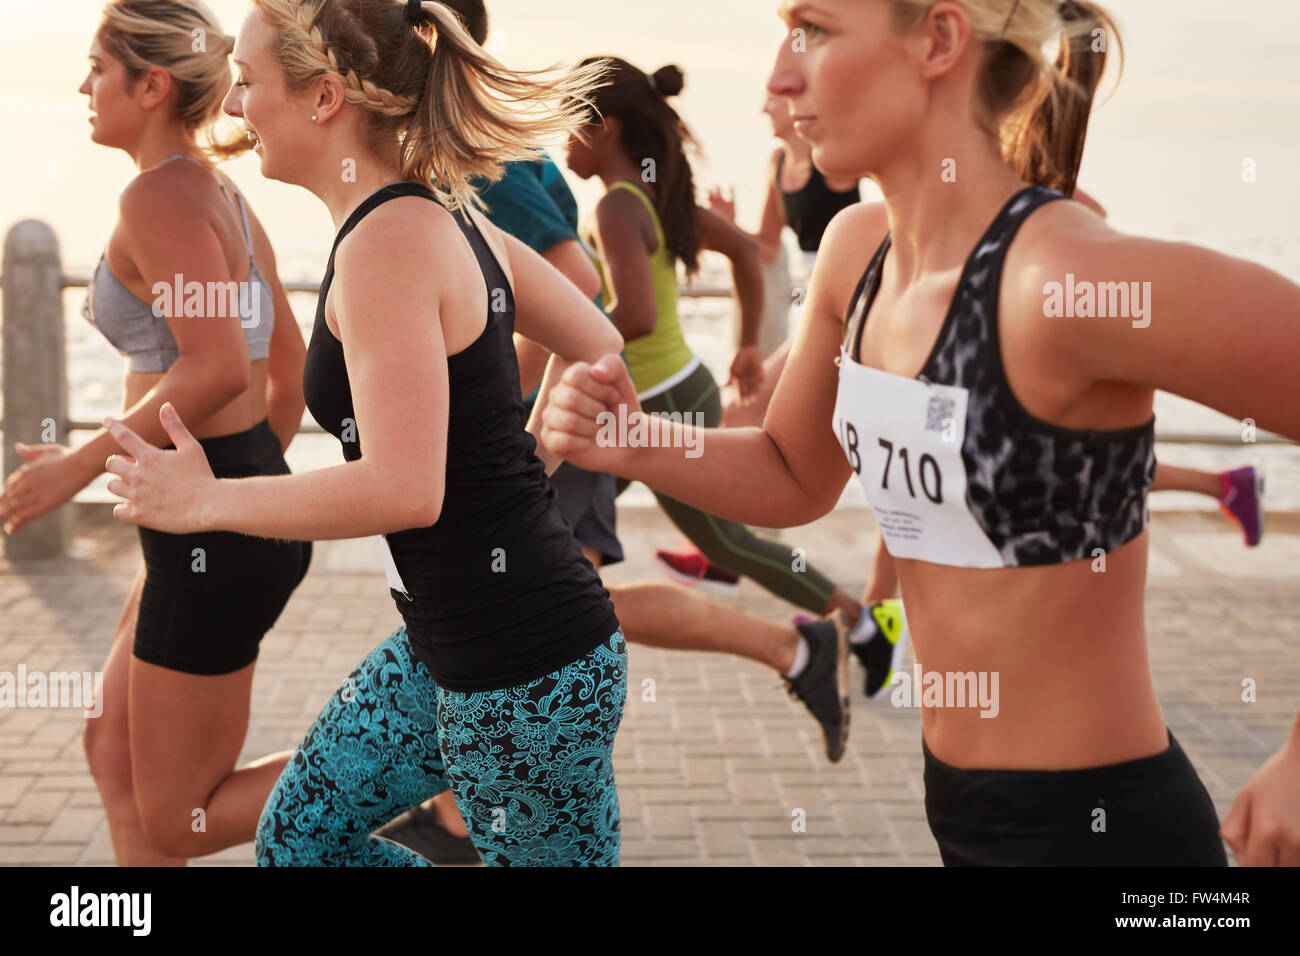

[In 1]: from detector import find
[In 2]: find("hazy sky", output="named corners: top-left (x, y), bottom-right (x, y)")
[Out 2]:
top-left (2, 0), bottom-right (1296, 478)
top-left (5, 0), bottom-right (1297, 115)
top-left (2, 0), bottom-right (1297, 274)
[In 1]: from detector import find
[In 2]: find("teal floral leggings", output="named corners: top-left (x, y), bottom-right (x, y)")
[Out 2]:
top-left (255, 626), bottom-right (627, 866)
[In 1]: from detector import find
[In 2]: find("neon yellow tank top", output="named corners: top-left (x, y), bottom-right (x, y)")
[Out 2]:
top-left (587, 180), bottom-right (693, 393)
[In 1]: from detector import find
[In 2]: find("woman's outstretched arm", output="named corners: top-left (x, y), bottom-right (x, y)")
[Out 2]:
top-left (1026, 203), bottom-right (1300, 442)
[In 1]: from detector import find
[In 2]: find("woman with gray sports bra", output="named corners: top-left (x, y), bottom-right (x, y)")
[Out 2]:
top-left (84, 155), bottom-right (276, 373)
top-left (543, 0), bottom-right (1300, 866)
top-left (0, 0), bottom-right (311, 865)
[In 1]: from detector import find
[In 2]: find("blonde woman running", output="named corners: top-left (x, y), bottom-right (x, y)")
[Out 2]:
top-left (542, 0), bottom-right (1300, 865)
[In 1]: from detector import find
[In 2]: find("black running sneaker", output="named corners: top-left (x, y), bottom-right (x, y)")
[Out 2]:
top-left (375, 802), bottom-right (482, 865)
top-left (785, 610), bottom-right (851, 762)
top-left (852, 599), bottom-right (909, 699)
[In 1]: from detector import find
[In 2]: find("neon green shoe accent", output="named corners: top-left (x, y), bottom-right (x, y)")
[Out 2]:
top-left (869, 599), bottom-right (906, 645)
top-left (863, 599), bottom-right (908, 696)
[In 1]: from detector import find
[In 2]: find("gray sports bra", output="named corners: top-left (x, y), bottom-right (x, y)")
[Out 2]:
top-left (81, 155), bottom-right (275, 373)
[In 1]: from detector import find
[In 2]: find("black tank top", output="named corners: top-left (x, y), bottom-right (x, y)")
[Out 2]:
top-left (303, 182), bottom-right (619, 690)
top-left (777, 152), bottom-right (860, 252)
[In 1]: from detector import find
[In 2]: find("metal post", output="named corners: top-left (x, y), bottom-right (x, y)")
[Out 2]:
top-left (2, 220), bottom-right (71, 559)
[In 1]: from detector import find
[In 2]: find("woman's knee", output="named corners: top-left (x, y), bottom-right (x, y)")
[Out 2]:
top-left (83, 714), bottom-right (130, 789)
top-left (254, 792), bottom-right (342, 867)
top-left (135, 813), bottom-right (192, 859)
top-left (132, 791), bottom-right (210, 858)
top-left (251, 774), bottom-right (296, 865)
top-left (252, 765), bottom-right (332, 866)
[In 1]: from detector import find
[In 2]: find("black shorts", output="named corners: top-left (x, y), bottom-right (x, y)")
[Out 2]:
top-left (133, 419), bottom-right (312, 675)
top-left (551, 462), bottom-right (622, 567)
top-left (923, 730), bottom-right (1228, 866)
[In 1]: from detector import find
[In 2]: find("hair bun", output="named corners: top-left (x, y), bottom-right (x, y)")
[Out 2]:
top-left (650, 65), bottom-right (684, 97)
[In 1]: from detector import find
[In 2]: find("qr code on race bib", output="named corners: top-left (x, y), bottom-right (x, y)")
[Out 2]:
top-left (926, 396), bottom-right (955, 432)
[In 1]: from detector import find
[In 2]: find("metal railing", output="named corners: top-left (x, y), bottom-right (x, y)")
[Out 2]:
top-left (49, 270), bottom-right (734, 435)
top-left (3, 218), bottom-right (1291, 557)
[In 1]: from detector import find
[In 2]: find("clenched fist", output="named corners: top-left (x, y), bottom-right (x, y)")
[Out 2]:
top-left (541, 354), bottom-right (645, 476)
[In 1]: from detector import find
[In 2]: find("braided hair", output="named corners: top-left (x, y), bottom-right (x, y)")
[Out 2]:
top-left (252, 0), bottom-right (607, 210)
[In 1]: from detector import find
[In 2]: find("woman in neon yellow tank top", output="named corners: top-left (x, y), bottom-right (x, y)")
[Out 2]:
top-left (563, 58), bottom-right (905, 761)
top-left (592, 178), bottom-right (698, 397)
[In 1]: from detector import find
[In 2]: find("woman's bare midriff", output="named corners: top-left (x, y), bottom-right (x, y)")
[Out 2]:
top-left (125, 360), bottom-right (269, 440)
top-left (897, 530), bottom-right (1169, 771)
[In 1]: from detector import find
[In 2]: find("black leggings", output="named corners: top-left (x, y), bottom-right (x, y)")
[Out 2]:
top-left (133, 418), bottom-right (312, 675)
top-left (923, 730), bottom-right (1228, 866)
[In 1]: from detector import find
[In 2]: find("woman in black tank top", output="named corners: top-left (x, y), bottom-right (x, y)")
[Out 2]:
top-left (708, 93), bottom-right (861, 266)
top-left (774, 150), bottom-right (861, 254)
top-left (543, 1), bottom-right (1300, 867)
top-left (706, 96), bottom-right (861, 439)
top-left (103, 1), bottom-right (626, 866)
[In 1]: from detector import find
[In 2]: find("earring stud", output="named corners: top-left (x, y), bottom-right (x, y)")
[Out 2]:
top-left (311, 113), bottom-right (318, 121)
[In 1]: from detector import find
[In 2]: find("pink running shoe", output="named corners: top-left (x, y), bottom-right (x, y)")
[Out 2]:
top-left (1219, 467), bottom-right (1265, 547)
top-left (654, 548), bottom-right (741, 595)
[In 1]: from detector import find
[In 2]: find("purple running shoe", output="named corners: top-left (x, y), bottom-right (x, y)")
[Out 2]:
top-left (1219, 467), bottom-right (1265, 547)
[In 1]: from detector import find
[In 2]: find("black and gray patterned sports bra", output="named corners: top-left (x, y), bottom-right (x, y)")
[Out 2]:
top-left (831, 185), bottom-right (1156, 568)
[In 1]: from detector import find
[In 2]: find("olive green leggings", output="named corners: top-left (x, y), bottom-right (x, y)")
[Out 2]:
top-left (616, 361), bottom-right (838, 612)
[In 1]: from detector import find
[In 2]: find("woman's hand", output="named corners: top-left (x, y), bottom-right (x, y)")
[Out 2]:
top-left (0, 442), bottom-right (87, 535)
top-left (706, 186), bottom-right (736, 223)
top-left (103, 402), bottom-right (217, 534)
top-left (728, 344), bottom-right (765, 403)
top-left (1221, 737), bottom-right (1300, 865)
top-left (541, 354), bottom-right (643, 476)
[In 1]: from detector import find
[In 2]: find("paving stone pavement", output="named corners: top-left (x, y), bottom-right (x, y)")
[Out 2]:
top-left (0, 503), bottom-right (1296, 867)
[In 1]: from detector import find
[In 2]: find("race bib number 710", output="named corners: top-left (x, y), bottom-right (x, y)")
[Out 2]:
top-left (832, 350), bottom-right (1002, 568)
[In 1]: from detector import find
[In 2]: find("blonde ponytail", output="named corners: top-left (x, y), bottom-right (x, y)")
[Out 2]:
top-left (891, 0), bottom-right (1123, 195)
